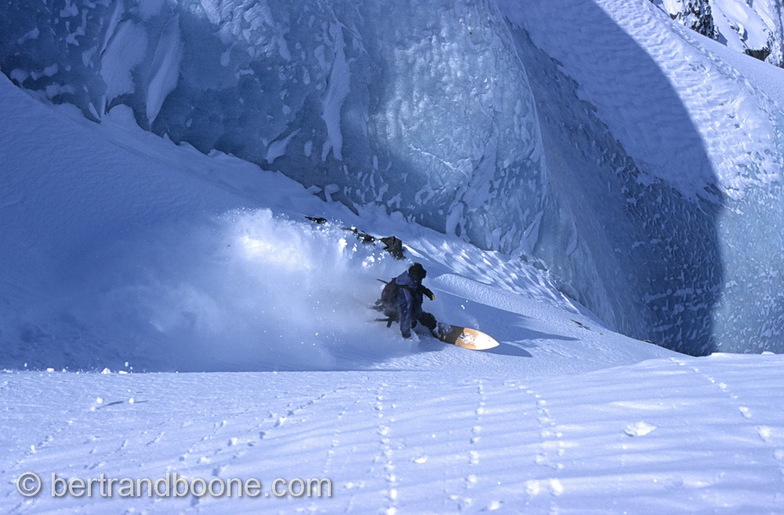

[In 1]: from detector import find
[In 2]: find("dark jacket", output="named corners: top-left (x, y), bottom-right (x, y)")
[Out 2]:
top-left (394, 271), bottom-right (434, 338)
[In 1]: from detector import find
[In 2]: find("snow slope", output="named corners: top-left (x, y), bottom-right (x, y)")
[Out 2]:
top-left (6, 0), bottom-right (784, 355)
top-left (653, 0), bottom-right (784, 67)
top-left (2, 2), bottom-right (784, 513)
top-left (4, 354), bottom-right (784, 513)
top-left (0, 70), bottom-right (666, 374)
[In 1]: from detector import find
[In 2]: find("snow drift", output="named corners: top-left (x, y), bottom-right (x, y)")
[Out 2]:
top-left (56, 209), bottom-right (410, 372)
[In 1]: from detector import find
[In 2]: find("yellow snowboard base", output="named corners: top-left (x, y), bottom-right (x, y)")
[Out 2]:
top-left (438, 325), bottom-right (500, 351)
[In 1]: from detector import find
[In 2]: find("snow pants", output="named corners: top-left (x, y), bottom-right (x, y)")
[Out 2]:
top-left (397, 288), bottom-right (437, 338)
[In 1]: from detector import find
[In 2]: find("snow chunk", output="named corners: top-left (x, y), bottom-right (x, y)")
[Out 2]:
top-left (624, 421), bottom-right (657, 437)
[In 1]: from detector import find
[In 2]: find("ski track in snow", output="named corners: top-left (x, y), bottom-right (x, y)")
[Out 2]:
top-left (3, 355), bottom-right (784, 512)
top-left (374, 382), bottom-right (399, 515)
top-left (523, 384), bottom-right (565, 511)
top-left (673, 356), bottom-right (784, 486)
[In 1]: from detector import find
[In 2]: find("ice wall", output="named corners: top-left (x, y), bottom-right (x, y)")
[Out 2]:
top-left (0, 0), bottom-right (545, 254)
top-left (504, 28), bottom-right (721, 355)
top-left (502, 0), bottom-right (784, 354)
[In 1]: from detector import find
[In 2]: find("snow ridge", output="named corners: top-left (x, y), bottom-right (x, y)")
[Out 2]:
top-left (654, 0), bottom-right (784, 67)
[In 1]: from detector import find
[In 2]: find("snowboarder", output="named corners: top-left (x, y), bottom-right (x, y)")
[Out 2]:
top-left (377, 263), bottom-right (440, 339)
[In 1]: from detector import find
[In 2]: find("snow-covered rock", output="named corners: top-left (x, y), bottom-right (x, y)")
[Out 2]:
top-left (651, 0), bottom-right (784, 67)
top-left (651, 0), bottom-right (718, 38)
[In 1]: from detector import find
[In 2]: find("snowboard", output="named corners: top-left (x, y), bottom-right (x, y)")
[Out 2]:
top-left (436, 324), bottom-right (500, 351)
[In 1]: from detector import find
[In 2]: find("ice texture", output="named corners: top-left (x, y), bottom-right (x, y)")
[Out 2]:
top-left (504, 0), bottom-right (784, 355)
top-left (0, 0), bottom-right (545, 254)
top-left (2, 0), bottom-right (784, 355)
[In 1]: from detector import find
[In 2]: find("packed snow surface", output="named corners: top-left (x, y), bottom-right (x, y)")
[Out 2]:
top-left (4, 354), bottom-right (784, 513)
top-left (1, 1), bottom-right (784, 512)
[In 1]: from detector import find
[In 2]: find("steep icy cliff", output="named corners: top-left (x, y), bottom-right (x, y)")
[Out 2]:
top-left (0, 0), bottom-right (546, 254)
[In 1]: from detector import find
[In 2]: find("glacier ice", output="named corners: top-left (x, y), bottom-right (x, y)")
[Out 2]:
top-left (506, 0), bottom-right (784, 355)
top-left (0, 0), bottom-right (546, 254)
top-left (2, 0), bottom-right (784, 355)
